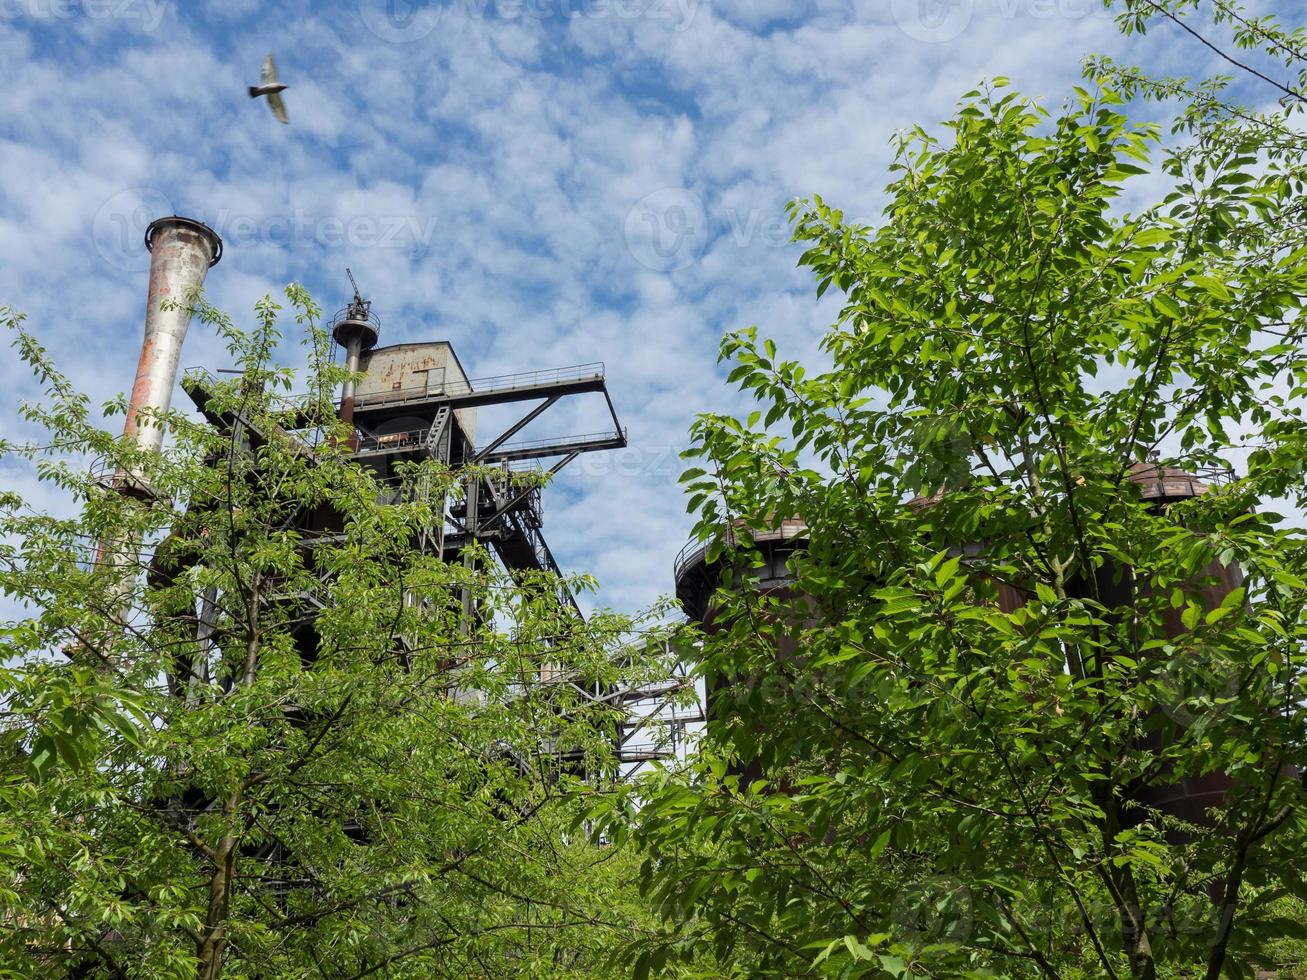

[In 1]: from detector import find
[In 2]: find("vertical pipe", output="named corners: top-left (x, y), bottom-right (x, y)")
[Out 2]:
top-left (93, 216), bottom-right (221, 621)
top-left (330, 286), bottom-right (375, 450)
top-left (338, 334), bottom-right (363, 428)
top-left (123, 216), bottom-right (223, 458)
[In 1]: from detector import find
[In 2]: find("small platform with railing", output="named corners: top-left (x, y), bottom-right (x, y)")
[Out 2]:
top-left (353, 362), bottom-right (607, 413)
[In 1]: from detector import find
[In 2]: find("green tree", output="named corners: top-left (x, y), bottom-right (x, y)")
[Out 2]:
top-left (1087, 0), bottom-right (1307, 261)
top-left (608, 79), bottom-right (1307, 979)
top-left (0, 292), bottom-right (668, 978)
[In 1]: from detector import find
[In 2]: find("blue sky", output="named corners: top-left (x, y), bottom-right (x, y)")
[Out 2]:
top-left (0, 0), bottom-right (1280, 615)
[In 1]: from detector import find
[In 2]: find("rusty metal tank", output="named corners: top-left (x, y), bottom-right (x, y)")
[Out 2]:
top-left (915, 464), bottom-right (1244, 830)
top-left (674, 517), bottom-right (809, 626)
top-left (1115, 463), bottom-right (1243, 832)
top-left (674, 464), bottom-right (1245, 826)
top-left (674, 518), bottom-right (810, 780)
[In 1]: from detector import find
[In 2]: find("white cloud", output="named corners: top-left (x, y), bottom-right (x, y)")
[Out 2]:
top-left (0, 1), bottom-right (1293, 619)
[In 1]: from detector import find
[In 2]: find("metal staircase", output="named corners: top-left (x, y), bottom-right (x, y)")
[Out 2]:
top-left (425, 406), bottom-right (451, 461)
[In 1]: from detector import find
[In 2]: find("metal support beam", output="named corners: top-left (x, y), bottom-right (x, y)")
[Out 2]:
top-left (478, 431), bottom-right (626, 464)
top-left (475, 451), bottom-right (579, 533)
top-left (472, 395), bottom-right (559, 464)
top-left (353, 373), bottom-right (606, 419)
top-left (460, 474), bottom-right (479, 638)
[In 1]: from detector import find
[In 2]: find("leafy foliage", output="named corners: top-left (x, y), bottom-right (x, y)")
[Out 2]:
top-left (0, 293), bottom-right (666, 978)
top-left (607, 77), bottom-right (1307, 979)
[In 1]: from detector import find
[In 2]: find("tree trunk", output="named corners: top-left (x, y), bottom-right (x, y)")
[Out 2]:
top-left (196, 814), bottom-right (238, 979)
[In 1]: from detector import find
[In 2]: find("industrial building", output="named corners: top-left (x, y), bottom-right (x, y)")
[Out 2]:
top-left (102, 213), bottom-right (698, 775)
top-left (108, 212), bottom-right (1245, 804)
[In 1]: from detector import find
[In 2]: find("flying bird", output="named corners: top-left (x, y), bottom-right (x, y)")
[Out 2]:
top-left (248, 54), bottom-right (289, 124)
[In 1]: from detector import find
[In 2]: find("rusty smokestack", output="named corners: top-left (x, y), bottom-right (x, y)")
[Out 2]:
top-left (83, 216), bottom-right (222, 638)
top-left (122, 216), bottom-right (223, 456)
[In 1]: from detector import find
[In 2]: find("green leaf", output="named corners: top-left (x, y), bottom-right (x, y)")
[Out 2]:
top-left (1153, 293), bottom-right (1182, 320)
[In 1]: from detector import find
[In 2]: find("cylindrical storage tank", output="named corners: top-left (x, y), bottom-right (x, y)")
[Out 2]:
top-left (1116, 463), bottom-right (1243, 831)
top-left (915, 466), bottom-right (1242, 834)
top-left (1128, 462), bottom-right (1244, 632)
top-left (123, 216), bottom-right (223, 459)
top-left (675, 518), bottom-right (810, 780)
top-left (674, 517), bottom-right (809, 628)
top-left (906, 492), bottom-right (1029, 614)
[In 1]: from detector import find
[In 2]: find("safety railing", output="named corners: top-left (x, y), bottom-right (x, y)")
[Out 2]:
top-left (475, 428), bottom-right (626, 458)
top-left (328, 305), bottom-right (381, 337)
top-left (89, 456), bottom-right (156, 500)
top-left (672, 519), bottom-right (809, 585)
top-left (353, 362), bottom-right (605, 409)
top-left (353, 427), bottom-right (432, 456)
top-left (672, 536), bottom-right (711, 585)
top-left (1129, 462), bottom-right (1237, 500)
